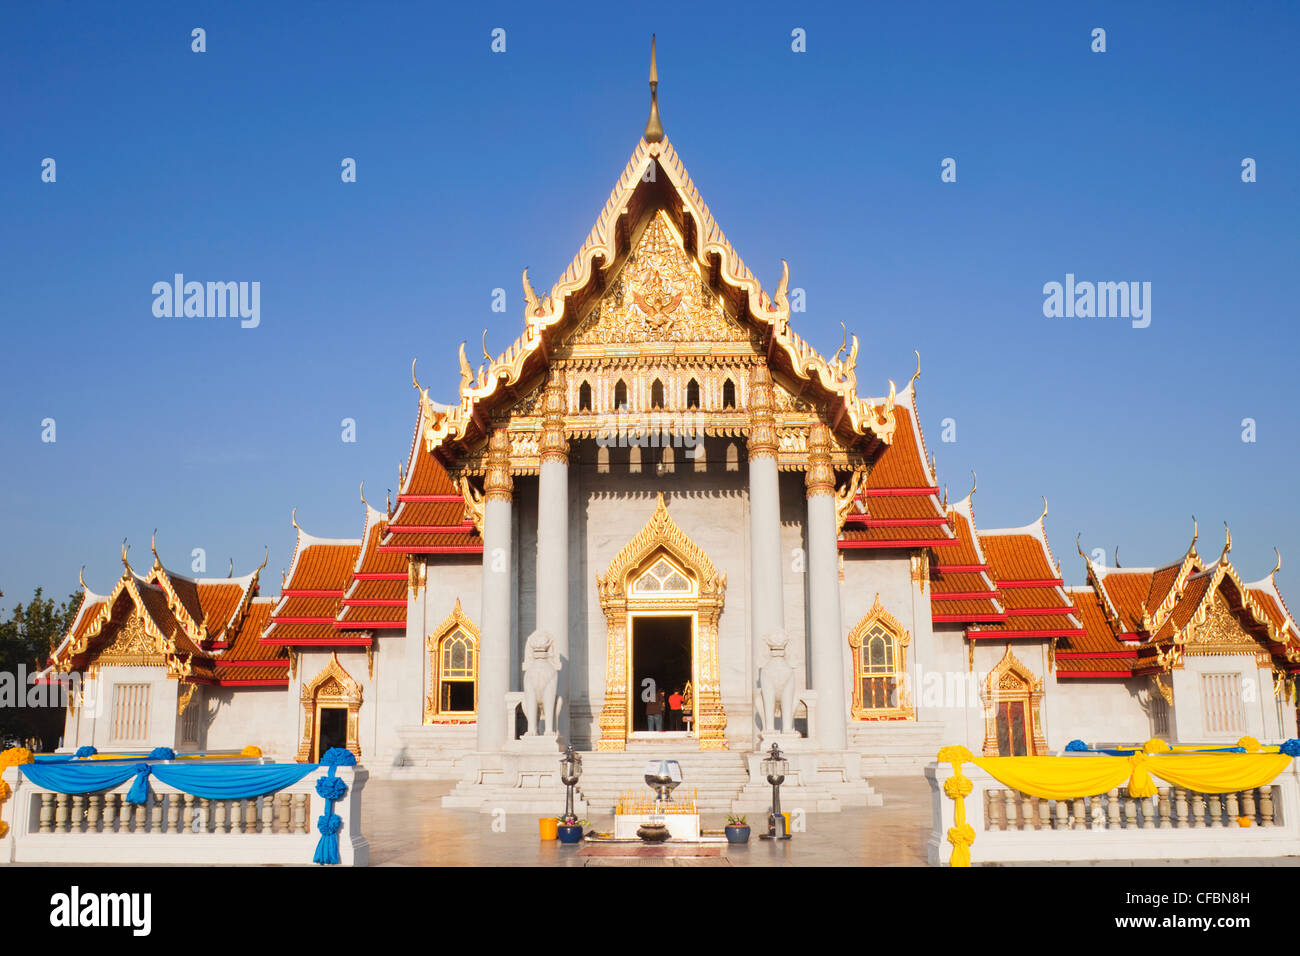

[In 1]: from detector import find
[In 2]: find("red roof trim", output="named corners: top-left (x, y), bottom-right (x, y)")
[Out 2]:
top-left (1055, 671), bottom-right (1133, 680)
top-left (341, 599), bottom-right (407, 608)
top-left (217, 660), bottom-right (290, 668)
top-left (333, 620), bottom-right (404, 630)
top-left (931, 591), bottom-right (1001, 601)
top-left (932, 613), bottom-right (1007, 623)
top-left (1005, 607), bottom-right (1076, 616)
top-left (267, 616), bottom-right (337, 625)
top-left (933, 564), bottom-right (990, 574)
top-left (998, 578), bottom-right (1065, 588)
top-left (353, 572), bottom-right (407, 582)
top-left (844, 516), bottom-right (949, 528)
top-left (281, 589), bottom-right (346, 598)
top-left (968, 628), bottom-right (1086, 638)
top-left (377, 545), bottom-right (484, 554)
top-left (216, 679), bottom-right (291, 687)
top-left (386, 523), bottom-right (476, 534)
top-left (861, 487), bottom-right (939, 497)
top-left (839, 539), bottom-right (960, 550)
top-left (1056, 651), bottom-right (1137, 660)
top-left (398, 494), bottom-right (464, 503)
top-left (260, 636), bottom-right (374, 646)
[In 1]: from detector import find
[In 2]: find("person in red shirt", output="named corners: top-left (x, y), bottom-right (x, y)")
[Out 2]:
top-left (668, 689), bottom-right (683, 731)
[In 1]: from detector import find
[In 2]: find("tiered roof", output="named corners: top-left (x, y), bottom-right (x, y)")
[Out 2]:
top-left (1057, 527), bottom-right (1300, 679)
top-left (839, 382), bottom-right (955, 550)
top-left (44, 549), bottom-right (288, 688)
top-left (971, 512), bottom-right (1083, 641)
top-left (928, 493), bottom-right (1004, 624)
top-left (261, 515), bottom-right (363, 647)
top-left (337, 501), bottom-right (408, 630)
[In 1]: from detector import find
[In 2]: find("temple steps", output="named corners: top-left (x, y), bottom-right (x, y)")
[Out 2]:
top-left (849, 720), bottom-right (949, 775)
top-left (376, 725), bottom-right (476, 780)
top-left (575, 751), bottom-right (752, 814)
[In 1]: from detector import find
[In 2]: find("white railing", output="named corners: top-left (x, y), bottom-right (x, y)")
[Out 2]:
top-left (0, 764), bottom-right (369, 866)
top-left (926, 761), bottom-right (1300, 865)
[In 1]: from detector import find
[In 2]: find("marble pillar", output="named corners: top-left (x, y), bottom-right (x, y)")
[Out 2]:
top-left (536, 370), bottom-right (570, 740)
top-left (477, 428), bottom-right (514, 753)
top-left (806, 422), bottom-right (847, 750)
top-left (747, 364), bottom-right (786, 727)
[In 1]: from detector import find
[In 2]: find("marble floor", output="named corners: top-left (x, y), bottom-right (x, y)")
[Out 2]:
top-left (362, 775), bottom-right (933, 866)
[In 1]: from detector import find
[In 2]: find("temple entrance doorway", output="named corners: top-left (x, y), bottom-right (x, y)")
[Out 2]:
top-left (630, 614), bottom-right (693, 733)
top-left (316, 707), bottom-right (347, 760)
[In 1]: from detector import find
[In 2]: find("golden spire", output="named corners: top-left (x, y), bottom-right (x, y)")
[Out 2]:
top-left (1271, 548), bottom-right (1282, 580)
top-left (644, 34), bottom-right (664, 143)
top-left (257, 546), bottom-right (269, 572)
top-left (227, 558), bottom-right (234, 578)
top-left (1114, 546), bottom-right (1121, 569)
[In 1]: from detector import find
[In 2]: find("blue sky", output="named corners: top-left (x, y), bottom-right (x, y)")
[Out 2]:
top-left (1, 1), bottom-right (1297, 606)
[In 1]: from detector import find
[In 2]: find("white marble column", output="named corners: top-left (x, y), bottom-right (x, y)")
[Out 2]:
top-left (537, 371), bottom-right (570, 740)
top-left (806, 422), bottom-right (847, 750)
top-left (747, 364), bottom-right (786, 726)
top-left (476, 428), bottom-right (513, 753)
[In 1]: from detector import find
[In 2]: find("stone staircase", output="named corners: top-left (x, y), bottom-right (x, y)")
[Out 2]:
top-left (378, 725), bottom-right (476, 780)
top-left (849, 720), bottom-right (948, 775)
top-left (575, 748), bottom-right (752, 815)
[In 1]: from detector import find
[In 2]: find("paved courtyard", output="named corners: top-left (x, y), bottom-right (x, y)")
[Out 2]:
top-left (362, 775), bottom-right (933, 866)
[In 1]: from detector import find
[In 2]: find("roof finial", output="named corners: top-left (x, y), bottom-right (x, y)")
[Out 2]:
top-left (941, 484), bottom-right (948, 511)
top-left (908, 350), bottom-right (922, 390)
top-left (360, 481), bottom-right (368, 507)
top-left (1076, 533), bottom-right (1087, 562)
top-left (121, 538), bottom-right (131, 570)
top-left (1038, 496), bottom-right (1049, 523)
top-left (1222, 521), bottom-right (1232, 559)
top-left (79, 565), bottom-right (88, 590)
top-left (644, 34), bottom-right (664, 143)
top-left (968, 470), bottom-right (977, 500)
top-left (227, 558), bottom-right (234, 578)
top-left (1271, 548), bottom-right (1282, 579)
top-left (291, 508), bottom-right (301, 533)
top-left (1114, 546), bottom-right (1121, 569)
top-left (151, 528), bottom-right (160, 566)
top-left (1191, 515), bottom-right (1198, 547)
top-left (257, 546), bottom-right (269, 573)
top-left (386, 488), bottom-right (393, 518)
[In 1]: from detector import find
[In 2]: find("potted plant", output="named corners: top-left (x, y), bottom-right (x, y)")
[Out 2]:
top-left (556, 814), bottom-right (588, 844)
top-left (724, 814), bottom-right (750, 844)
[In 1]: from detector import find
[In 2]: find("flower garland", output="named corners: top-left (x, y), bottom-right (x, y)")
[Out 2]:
top-left (0, 748), bottom-right (34, 839)
top-left (936, 745), bottom-right (975, 867)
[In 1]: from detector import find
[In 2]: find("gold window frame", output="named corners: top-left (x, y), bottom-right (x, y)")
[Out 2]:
top-left (848, 594), bottom-right (914, 721)
top-left (424, 598), bottom-right (480, 725)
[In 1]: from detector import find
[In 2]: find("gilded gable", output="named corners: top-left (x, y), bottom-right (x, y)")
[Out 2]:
top-left (566, 212), bottom-right (756, 349)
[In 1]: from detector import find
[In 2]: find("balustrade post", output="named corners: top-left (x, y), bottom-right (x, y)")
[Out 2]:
top-left (260, 796), bottom-right (273, 834)
top-left (1190, 792), bottom-right (1205, 828)
top-left (55, 793), bottom-right (69, 832)
top-left (1071, 796), bottom-right (1085, 829)
top-left (87, 793), bottom-right (102, 833)
top-left (104, 793), bottom-right (118, 833)
top-left (244, 798), bottom-right (258, 833)
top-left (200, 798), bottom-right (212, 833)
top-left (150, 795), bottom-right (164, 833)
top-left (1037, 797), bottom-right (1050, 830)
top-left (39, 793), bottom-right (54, 833)
top-left (1124, 795), bottom-right (1138, 830)
top-left (70, 794), bottom-right (84, 833)
top-left (277, 793), bottom-right (291, 834)
top-left (166, 793), bottom-right (180, 834)
top-left (1174, 788), bottom-right (1188, 827)
top-left (1225, 791), bottom-right (1239, 825)
top-left (182, 794), bottom-right (195, 833)
top-left (1021, 793), bottom-right (1035, 830)
top-left (1260, 787), bottom-right (1275, 825)
top-left (1054, 799), bottom-right (1068, 830)
top-left (1157, 788), bottom-right (1171, 828)
top-left (1106, 790), bottom-right (1121, 830)
top-left (1003, 790), bottom-right (1018, 830)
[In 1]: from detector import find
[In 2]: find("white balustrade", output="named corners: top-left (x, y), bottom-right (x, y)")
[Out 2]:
top-left (927, 761), bottom-right (1298, 865)
top-left (0, 765), bottom-right (368, 865)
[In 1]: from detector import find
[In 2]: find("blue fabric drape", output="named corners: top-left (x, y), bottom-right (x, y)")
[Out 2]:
top-left (33, 754), bottom-right (75, 763)
top-left (150, 763), bottom-right (316, 799)
top-left (20, 763), bottom-right (147, 799)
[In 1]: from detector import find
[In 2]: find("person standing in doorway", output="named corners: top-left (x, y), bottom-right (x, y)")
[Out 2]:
top-left (646, 687), bottom-right (663, 732)
top-left (668, 688), bottom-right (683, 731)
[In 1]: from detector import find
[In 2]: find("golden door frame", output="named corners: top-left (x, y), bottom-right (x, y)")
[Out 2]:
top-left (296, 652), bottom-right (363, 762)
top-left (981, 646), bottom-right (1048, 756)
top-left (596, 494), bottom-right (727, 750)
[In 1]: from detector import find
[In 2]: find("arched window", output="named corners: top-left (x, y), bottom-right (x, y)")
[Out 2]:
top-left (614, 379), bottom-right (628, 410)
top-left (686, 378), bottom-right (700, 409)
top-left (651, 378), bottom-right (665, 409)
top-left (578, 381), bottom-right (592, 412)
top-left (425, 600), bottom-right (479, 723)
top-left (848, 595), bottom-right (913, 720)
top-left (981, 648), bottom-right (1047, 756)
top-left (722, 378), bottom-right (736, 409)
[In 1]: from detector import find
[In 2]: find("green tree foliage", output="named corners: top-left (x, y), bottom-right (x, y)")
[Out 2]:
top-left (0, 587), bottom-right (81, 750)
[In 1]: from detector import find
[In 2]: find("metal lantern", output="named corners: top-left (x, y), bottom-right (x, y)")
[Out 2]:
top-left (560, 746), bottom-right (582, 818)
top-left (760, 743), bottom-right (792, 841)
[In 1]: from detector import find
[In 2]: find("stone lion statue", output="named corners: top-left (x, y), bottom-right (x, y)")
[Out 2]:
top-left (757, 631), bottom-right (798, 735)
top-left (521, 629), bottom-right (561, 736)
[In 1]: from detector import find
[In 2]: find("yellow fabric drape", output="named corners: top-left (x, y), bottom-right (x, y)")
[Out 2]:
top-left (937, 745), bottom-right (975, 867)
top-left (972, 753), bottom-right (1294, 800)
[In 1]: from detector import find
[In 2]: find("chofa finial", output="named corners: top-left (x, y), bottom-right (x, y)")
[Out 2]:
top-left (121, 538), bottom-right (131, 569)
top-left (1114, 546), bottom-right (1121, 569)
top-left (908, 350), bottom-right (921, 389)
top-left (1271, 548), bottom-right (1282, 579)
top-left (227, 558), bottom-right (234, 578)
top-left (291, 508), bottom-right (301, 532)
top-left (644, 35), bottom-right (664, 143)
top-left (151, 528), bottom-right (160, 565)
top-left (257, 546), bottom-right (269, 573)
top-left (1039, 496), bottom-right (1048, 522)
top-left (968, 470), bottom-right (977, 500)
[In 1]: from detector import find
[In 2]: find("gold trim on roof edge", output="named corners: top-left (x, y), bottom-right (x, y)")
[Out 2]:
top-left (420, 137), bottom-right (897, 455)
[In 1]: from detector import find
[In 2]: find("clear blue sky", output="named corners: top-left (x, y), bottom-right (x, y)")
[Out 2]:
top-left (1, 1), bottom-right (1297, 607)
